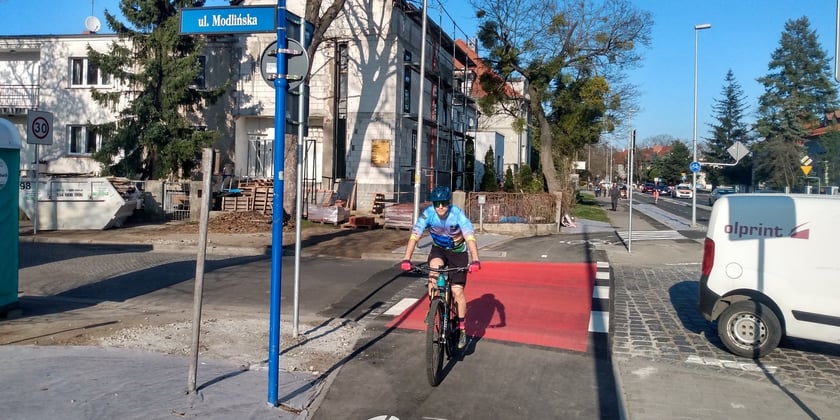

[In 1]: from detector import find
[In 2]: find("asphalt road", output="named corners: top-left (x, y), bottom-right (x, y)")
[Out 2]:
top-left (17, 232), bottom-right (621, 419)
top-left (18, 242), bottom-right (399, 320)
top-left (312, 234), bottom-right (619, 419)
top-left (14, 196), bottom-right (840, 419)
top-left (631, 190), bottom-right (712, 227)
top-left (312, 328), bottom-right (617, 419)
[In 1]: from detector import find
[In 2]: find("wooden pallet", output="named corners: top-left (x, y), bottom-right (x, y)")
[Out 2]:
top-left (222, 196), bottom-right (252, 212)
top-left (252, 186), bottom-right (273, 214)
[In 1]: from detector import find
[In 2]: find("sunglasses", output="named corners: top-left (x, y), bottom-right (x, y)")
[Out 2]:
top-left (433, 201), bottom-right (450, 208)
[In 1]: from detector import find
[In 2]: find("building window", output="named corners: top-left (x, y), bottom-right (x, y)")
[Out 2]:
top-left (336, 43), bottom-right (348, 120)
top-left (403, 50), bottom-right (412, 114)
top-left (68, 125), bottom-right (100, 155)
top-left (441, 93), bottom-right (448, 125)
top-left (70, 58), bottom-right (110, 87)
top-left (192, 56), bottom-right (206, 90)
top-left (411, 129), bottom-right (417, 167)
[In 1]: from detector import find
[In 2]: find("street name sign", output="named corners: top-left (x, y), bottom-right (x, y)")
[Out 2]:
top-left (180, 6), bottom-right (276, 35)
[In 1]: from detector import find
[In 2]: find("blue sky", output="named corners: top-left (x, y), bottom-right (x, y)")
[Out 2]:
top-left (2, 1), bottom-right (838, 147)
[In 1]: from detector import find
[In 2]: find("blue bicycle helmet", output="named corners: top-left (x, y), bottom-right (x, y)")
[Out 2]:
top-left (430, 186), bottom-right (451, 202)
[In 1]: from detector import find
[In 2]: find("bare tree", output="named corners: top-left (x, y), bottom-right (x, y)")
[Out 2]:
top-left (281, 0), bottom-right (347, 218)
top-left (471, 0), bottom-right (652, 194)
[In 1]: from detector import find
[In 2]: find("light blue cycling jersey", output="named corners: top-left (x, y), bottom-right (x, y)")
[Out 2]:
top-left (410, 205), bottom-right (476, 252)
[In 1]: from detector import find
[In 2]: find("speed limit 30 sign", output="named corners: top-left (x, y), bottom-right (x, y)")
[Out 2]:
top-left (26, 110), bottom-right (54, 145)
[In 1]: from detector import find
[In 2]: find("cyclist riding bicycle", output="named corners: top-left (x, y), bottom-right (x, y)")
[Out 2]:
top-left (400, 186), bottom-right (481, 350)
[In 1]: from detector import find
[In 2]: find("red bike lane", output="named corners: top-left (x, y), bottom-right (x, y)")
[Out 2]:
top-left (386, 261), bottom-right (598, 352)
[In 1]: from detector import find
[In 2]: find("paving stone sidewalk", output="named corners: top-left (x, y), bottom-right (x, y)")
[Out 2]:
top-left (601, 195), bottom-right (840, 419)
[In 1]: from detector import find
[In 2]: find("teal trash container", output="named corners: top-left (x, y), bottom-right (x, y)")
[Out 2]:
top-left (0, 118), bottom-right (21, 310)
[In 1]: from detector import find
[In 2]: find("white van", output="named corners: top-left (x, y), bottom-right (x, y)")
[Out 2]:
top-left (699, 193), bottom-right (840, 358)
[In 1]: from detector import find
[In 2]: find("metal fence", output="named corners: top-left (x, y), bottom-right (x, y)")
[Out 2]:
top-left (163, 182), bottom-right (190, 221)
top-left (0, 84), bottom-right (39, 112)
top-left (465, 192), bottom-right (557, 224)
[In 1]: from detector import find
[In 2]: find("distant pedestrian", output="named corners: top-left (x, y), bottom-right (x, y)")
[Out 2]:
top-left (609, 184), bottom-right (619, 211)
top-left (653, 188), bottom-right (660, 204)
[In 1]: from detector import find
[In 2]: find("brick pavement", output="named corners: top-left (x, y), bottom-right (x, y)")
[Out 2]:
top-left (601, 194), bottom-right (840, 419)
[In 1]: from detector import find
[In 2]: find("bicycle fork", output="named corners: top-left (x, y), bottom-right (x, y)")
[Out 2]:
top-left (431, 273), bottom-right (455, 349)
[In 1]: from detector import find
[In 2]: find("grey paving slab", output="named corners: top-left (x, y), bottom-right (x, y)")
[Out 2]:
top-left (0, 345), bottom-right (319, 420)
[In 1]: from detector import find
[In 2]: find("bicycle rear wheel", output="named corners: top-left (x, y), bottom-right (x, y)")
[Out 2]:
top-left (425, 298), bottom-right (446, 386)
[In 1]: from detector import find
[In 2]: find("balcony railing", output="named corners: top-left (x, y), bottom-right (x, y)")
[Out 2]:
top-left (0, 84), bottom-right (39, 113)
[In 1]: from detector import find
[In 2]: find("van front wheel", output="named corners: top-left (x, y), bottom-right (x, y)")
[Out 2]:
top-left (717, 300), bottom-right (782, 359)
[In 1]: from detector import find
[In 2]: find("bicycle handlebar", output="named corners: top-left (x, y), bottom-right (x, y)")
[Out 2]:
top-left (411, 263), bottom-right (469, 274)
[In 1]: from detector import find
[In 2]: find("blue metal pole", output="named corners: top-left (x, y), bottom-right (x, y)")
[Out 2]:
top-left (268, 0), bottom-right (288, 407)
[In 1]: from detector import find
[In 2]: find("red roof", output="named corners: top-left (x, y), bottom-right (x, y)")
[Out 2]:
top-left (807, 110), bottom-right (840, 137)
top-left (454, 39), bottom-right (521, 98)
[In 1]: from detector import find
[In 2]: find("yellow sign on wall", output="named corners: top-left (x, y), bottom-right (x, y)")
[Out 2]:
top-left (371, 139), bottom-right (391, 167)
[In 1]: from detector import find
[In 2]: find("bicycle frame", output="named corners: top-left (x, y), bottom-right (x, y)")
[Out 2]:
top-left (433, 271), bottom-right (455, 351)
top-left (412, 263), bottom-right (468, 386)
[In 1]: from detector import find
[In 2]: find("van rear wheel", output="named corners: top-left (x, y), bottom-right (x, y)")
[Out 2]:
top-left (717, 300), bottom-right (782, 359)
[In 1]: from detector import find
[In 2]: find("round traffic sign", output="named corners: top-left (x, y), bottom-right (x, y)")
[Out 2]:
top-left (27, 111), bottom-right (54, 145)
top-left (260, 38), bottom-right (310, 90)
top-left (689, 161), bottom-right (701, 173)
top-left (32, 116), bottom-right (50, 139)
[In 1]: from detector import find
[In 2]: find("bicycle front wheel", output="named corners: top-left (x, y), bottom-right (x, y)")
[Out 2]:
top-left (445, 300), bottom-right (459, 357)
top-left (425, 297), bottom-right (446, 386)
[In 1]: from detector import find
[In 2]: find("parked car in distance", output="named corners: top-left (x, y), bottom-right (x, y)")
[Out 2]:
top-left (708, 186), bottom-right (736, 205)
top-left (672, 184), bottom-right (693, 199)
top-left (641, 183), bottom-right (655, 193)
top-left (656, 184), bottom-right (670, 195)
top-left (619, 184), bottom-right (628, 199)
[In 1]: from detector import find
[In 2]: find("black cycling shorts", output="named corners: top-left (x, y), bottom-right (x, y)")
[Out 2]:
top-left (428, 245), bottom-right (469, 286)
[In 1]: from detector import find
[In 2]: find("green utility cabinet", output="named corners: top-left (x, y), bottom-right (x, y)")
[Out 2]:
top-left (0, 118), bottom-right (21, 310)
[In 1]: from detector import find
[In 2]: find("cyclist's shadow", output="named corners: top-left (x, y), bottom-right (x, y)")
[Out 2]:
top-left (437, 293), bottom-right (505, 383)
top-left (462, 293), bottom-right (506, 356)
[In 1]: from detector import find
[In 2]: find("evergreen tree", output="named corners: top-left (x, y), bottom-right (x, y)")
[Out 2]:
top-left (705, 69), bottom-right (753, 188)
top-left (516, 164), bottom-right (544, 193)
top-left (753, 17), bottom-right (838, 190)
top-left (503, 167), bottom-right (515, 192)
top-left (87, 0), bottom-right (227, 179)
top-left (480, 147), bottom-right (499, 191)
top-left (653, 141), bottom-right (691, 185)
top-left (817, 129), bottom-right (840, 187)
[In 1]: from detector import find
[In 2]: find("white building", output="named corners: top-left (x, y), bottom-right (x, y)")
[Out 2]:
top-left (0, 34), bottom-right (128, 176)
top-left (1, 0), bottom-right (531, 215)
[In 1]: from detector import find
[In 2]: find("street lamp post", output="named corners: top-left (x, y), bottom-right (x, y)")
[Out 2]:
top-left (692, 23), bottom-right (711, 227)
top-left (412, 0), bottom-right (428, 221)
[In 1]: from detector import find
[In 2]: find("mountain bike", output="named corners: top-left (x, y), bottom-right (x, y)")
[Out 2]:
top-left (412, 263), bottom-right (468, 386)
